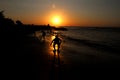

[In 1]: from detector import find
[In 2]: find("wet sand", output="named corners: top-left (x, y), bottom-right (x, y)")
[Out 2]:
top-left (15, 36), bottom-right (51, 80)
top-left (2, 34), bottom-right (120, 80)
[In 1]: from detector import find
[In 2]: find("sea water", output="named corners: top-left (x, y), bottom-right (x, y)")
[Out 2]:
top-left (60, 27), bottom-right (120, 54)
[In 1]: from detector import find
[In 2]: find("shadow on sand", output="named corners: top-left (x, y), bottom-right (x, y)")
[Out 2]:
top-left (50, 50), bottom-right (63, 80)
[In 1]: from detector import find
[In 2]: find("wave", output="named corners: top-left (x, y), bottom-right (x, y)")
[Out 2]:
top-left (62, 35), bottom-right (120, 54)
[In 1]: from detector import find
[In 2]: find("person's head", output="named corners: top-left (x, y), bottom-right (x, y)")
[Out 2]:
top-left (55, 35), bottom-right (58, 38)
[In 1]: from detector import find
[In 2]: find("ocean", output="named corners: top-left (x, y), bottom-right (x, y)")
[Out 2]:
top-left (57, 27), bottom-right (120, 64)
top-left (61, 27), bottom-right (120, 52)
top-left (35, 27), bottom-right (120, 65)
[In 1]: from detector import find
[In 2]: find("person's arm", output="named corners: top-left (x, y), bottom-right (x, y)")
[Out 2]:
top-left (59, 38), bottom-right (62, 44)
top-left (50, 40), bottom-right (54, 46)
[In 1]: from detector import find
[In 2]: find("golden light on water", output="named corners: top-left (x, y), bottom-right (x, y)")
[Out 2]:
top-left (48, 35), bottom-right (65, 64)
top-left (50, 35), bottom-right (58, 50)
top-left (50, 35), bottom-right (59, 56)
top-left (51, 35), bottom-right (55, 40)
top-left (50, 35), bottom-right (55, 52)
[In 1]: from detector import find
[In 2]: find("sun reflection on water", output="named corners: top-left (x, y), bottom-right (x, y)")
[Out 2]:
top-left (49, 35), bottom-right (62, 58)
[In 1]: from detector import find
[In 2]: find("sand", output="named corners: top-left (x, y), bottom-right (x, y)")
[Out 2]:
top-left (1, 34), bottom-right (120, 80)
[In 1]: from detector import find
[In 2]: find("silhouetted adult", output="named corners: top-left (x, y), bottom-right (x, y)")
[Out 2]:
top-left (50, 35), bottom-right (62, 50)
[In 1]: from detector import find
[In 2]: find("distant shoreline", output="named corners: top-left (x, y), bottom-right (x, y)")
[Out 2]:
top-left (61, 26), bottom-right (120, 28)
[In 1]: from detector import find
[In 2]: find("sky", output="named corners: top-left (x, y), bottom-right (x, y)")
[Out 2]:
top-left (0, 0), bottom-right (120, 27)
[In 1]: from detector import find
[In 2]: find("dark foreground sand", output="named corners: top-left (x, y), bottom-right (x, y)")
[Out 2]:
top-left (1, 34), bottom-right (120, 80)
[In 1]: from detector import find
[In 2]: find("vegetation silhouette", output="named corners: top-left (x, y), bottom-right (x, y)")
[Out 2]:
top-left (0, 11), bottom-right (67, 37)
top-left (0, 10), bottom-right (68, 80)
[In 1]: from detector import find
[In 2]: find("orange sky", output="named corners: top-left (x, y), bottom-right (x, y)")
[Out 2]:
top-left (1, 0), bottom-right (120, 27)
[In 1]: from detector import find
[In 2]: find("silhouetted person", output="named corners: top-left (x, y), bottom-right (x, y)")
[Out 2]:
top-left (50, 35), bottom-right (62, 50)
top-left (47, 24), bottom-right (51, 33)
top-left (41, 30), bottom-right (46, 40)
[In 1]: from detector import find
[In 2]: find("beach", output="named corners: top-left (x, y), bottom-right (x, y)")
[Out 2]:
top-left (1, 1), bottom-right (120, 79)
top-left (1, 27), bottom-right (120, 80)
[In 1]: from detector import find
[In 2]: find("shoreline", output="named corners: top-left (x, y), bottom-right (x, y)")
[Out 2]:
top-left (1, 33), bottom-right (120, 80)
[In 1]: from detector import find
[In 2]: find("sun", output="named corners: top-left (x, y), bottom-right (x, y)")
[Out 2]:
top-left (54, 17), bottom-right (59, 23)
top-left (51, 16), bottom-right (61, 26)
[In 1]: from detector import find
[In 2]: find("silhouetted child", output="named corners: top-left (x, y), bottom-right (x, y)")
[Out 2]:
top-left (50, 35), bottom-right (62, 50)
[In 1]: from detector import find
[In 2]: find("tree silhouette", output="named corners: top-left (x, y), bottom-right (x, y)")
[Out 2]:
top-left (16, 20), bottom-right (23, 26)
top-left (0, 11), bottom-right (5, 26)
top-left (0, 11), bottom-right (5, 19)
top-left (0, 10), bottom-right (15, 31)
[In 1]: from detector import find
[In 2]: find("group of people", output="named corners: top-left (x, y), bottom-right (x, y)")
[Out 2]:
top-left (40, 30), bottom-right (62, 51)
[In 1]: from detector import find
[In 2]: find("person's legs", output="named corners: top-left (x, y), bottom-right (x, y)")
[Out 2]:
top-left (58, 44), bottom-right (60, 50)
top-left (53, 44), bottom-right (56, 50)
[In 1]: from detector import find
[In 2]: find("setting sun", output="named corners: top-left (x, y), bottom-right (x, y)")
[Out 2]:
top-left (51, 16), bottom-right (61, 26)
top-left (54, 17), bottom-right (60, 24)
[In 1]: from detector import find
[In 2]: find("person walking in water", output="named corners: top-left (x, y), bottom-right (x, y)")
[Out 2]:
top-left (41, 30), bottom-right (46, 41)
top-left (50, 35), bottom-right (62, 50)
